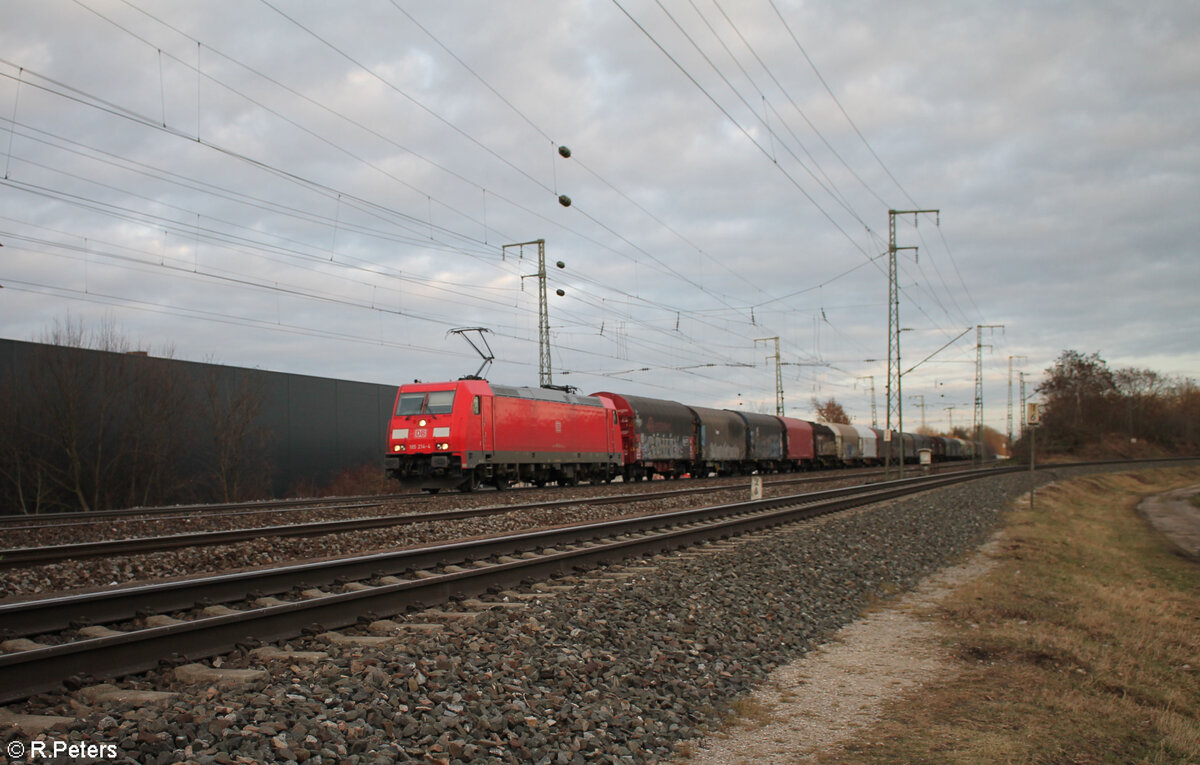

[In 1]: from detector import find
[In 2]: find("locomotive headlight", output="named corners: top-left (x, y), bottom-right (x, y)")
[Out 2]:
top-left (437, 442), bottom-right (450, 450)
top-left (393, 444), bottom-right (401, 452)
top-left (418, 418), bottom-right (428, 427)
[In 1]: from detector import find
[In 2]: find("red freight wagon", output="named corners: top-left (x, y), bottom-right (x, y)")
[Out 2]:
top-left (777, 416), bottom-right (817, 470)
top-left (385, 380), bottom-right (621, 492)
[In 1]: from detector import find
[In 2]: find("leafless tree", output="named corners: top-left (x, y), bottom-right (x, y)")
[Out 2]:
top-left (811, 397), bottom-right (850, 424)
top-left (1019, 349), bottom-right (1200, 458)
top-left (0, 316), bottom-right (199, 512)
top-left (201, 368), bottom-right (271, 502)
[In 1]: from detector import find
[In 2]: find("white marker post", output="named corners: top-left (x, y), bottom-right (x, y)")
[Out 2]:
top-left (1027, 402), bottom-right (1041, 511)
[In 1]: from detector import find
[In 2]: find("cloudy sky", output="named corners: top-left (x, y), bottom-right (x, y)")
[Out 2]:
top-left (1, 0), bottom-right (1197, 435)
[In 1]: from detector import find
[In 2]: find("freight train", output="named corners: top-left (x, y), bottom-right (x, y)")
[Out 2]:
top-left (384, 379), bottom-right (982, 492)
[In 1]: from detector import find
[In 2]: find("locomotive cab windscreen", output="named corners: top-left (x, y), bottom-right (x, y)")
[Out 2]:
top-left (386, 382), bottom-right (482, 490)
top-left (394, 389), bottom-right (456, 416)
top-left (389, 385), bottom-right (463, 457)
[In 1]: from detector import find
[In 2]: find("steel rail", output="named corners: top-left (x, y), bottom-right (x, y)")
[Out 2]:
top-left (0, 465), bottom-right (982, 567)
top-left (0, 494), bottom-right (412, 526)
top-left (0, 467), bottom-right (1017, 704)
top-left (0, 488), bottom-right (731, 568)
top-left (0, 462), bottom-right (936, 528)
top-left (0, 469), bottom-right (994, 636)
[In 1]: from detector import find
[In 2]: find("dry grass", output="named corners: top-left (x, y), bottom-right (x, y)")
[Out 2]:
top-left (725, 695), bottom-right (781, 730)
top-left (818, 466), bottom-right (1200, 764)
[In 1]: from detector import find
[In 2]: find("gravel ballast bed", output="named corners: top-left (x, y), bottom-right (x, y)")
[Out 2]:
top-left (9, 465), bottom-right (1172, 763)
top-left (0, 474), bottom-right (828, 549)
top-left (0, 480), bottom-right (853, 599)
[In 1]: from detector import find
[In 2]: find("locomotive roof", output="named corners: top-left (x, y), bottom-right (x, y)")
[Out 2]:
top-left (489, 384), bottom-right (606, 408)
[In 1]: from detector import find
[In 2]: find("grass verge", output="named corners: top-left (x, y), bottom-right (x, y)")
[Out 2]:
top-left (823, 467), bottom-right (1200, 764)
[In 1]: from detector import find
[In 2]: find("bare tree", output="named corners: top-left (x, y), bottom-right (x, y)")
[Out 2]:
top-left (0, 316), bottom-right (200, 512)
top-left (811, 397), bottom-right (850, 424)
top-left (1036, 350), bottom-right (1116, 450)
top-left (202, 368), bottom-right (271, 502)
top-left (0, 370), bottom-right (47, 514)
top-left (1018, 350), bottom-right (1200, 458)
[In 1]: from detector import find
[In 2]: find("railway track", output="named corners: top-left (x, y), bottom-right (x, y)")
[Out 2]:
top-left (0, 493), bottom-right (406, 528)
top-left (0, 466), bottom-right (1016, 705)
top-left (0, 464), bottom-right (949, 531)
top-left (0, 465), bottom-right (983, 568)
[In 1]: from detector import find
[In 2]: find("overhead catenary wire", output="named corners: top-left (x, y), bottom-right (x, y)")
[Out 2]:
top-left (0, 46), bottom-right (800, 374)
top-left (0, 3), bottom-right (981, 420)
top-left (65, 0), bottom-right (787, 331)
top-left (611, 0), bottom-right (879, 265)
top-left (389, 2), bottom-right (775, 305)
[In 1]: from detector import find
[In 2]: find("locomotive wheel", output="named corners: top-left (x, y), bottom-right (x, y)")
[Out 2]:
top-left (461, 472), bottom-right (479, 492)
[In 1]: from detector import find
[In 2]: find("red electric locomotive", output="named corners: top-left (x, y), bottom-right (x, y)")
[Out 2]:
top-left (385, 380), bottom-right (622, 492)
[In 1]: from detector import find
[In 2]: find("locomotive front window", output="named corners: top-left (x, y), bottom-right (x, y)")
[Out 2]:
top-left (396, 390), bottom-right (457, 416)
top-left (396, 395), bottom-right (424, 419)
top-left (395, 393), bottom-right (426, 416)
top-left (426, 390), bottom-right (455, 414)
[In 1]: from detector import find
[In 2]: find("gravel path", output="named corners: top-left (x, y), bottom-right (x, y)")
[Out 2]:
top-left (1137, 482), bottom-right (1200, 560)
top-left (671, 538), bottom-right (1002, 763)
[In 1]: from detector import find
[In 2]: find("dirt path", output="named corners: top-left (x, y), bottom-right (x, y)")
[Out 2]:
top-left (674, 478), bottom-right (1200, 763)
top-left (1137, 483), bottom-right (1200, 560)
top-left (673, 539), bottom-right (1001, 764)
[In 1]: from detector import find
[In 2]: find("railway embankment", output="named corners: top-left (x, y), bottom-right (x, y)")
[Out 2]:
top-left (1, 462), bottom-right (1194, 763)
top-left (678, 463), bottom-right (1200, 763)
